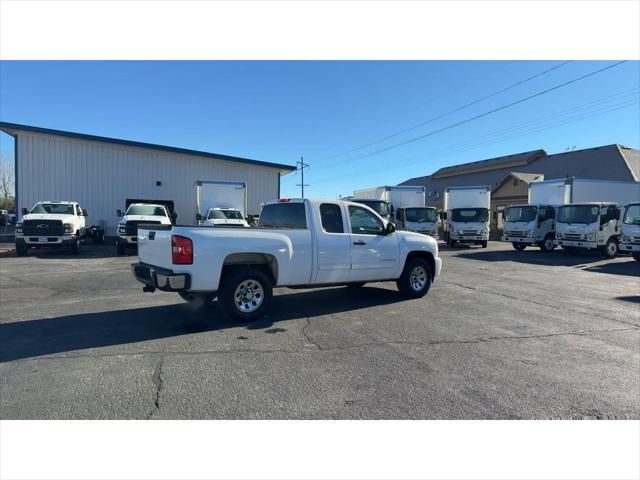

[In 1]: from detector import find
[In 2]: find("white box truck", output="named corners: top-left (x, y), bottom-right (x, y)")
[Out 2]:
top-left (443, 186), bottom-right (491, 248)
top-left (195, 180), bottom-right (249, 227)
top-left (395, 206), bottom-right (439, 239)
top-left (352, 185), bottom-right (426, 222)
top-left (553, 178), bottom-right (640, 258)
top-left (502, 179), bottom-right (567, 252)
top-left (619, 202), bottom-right (640, 262)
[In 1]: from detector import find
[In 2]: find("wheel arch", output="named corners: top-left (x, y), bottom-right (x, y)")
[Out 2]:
top-left (221, 252), bottom-right (279, 285)
top-left (404, 250), bottom-right (435, 280)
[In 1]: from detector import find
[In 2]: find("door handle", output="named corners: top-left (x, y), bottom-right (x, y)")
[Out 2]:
top-left (353, 240), bottom-right (366, 245)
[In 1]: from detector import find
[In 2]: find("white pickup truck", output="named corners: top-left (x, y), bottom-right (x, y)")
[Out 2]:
top-left (116, 203), bottom-right (173, 255)
top-left (15, 201), bottom-right (104, 256)
top-left (132, 198), bottom-right (442, 321)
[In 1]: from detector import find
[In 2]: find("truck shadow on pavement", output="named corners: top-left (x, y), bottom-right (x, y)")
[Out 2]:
top-left (20, 244), bottom-right (130, 260)
top-left (454, 249), bottom-right (640, 276)
top-left (0, 286), bottom-right (402, 362)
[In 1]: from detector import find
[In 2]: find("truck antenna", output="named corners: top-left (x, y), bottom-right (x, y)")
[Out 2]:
top-left (296, 157), bottom-right (310, 198)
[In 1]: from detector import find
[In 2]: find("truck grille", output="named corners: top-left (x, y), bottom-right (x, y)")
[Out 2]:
top-left (564, 233), bottom-right (583, 241)
top-left (125, 220), bottom-right (161, 236)
top-left (462, 230), bottom-right (479, 235)
top-left (506, 230), bottom-right (525, 237)
top-left (22, 219), bottom-right (64, 236)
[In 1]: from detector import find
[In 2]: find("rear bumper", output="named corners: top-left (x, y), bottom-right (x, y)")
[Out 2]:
top-left (620, 243), bottom-right (640, 252)
top-left (554, 239), bottom-right (597, 249)
top-left (131, 262), bottom-right (191, 291)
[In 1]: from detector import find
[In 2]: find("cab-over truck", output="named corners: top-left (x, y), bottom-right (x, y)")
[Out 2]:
top-left (132, 199), bottom-right (442, 321)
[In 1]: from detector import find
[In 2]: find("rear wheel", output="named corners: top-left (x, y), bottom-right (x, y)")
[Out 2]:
top-left (512, 242), bottom-right (526, 251)
top-left (600, 238), bottom-right (618, 259)
top-left (632, 252), bottom-right (640, 262)
top-left (219, 267), bottom-right (273, 321)
top-left (93, 230), bottom-right (105, 245)
top-left (449, 239), bottom-right (457, 248)
top-left (396, 257), bottom-right (432, 299)
top-left (16, 243), bottom-right (28, 256)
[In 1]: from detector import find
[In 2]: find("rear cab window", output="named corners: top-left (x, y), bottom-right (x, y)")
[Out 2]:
top-left (319, 203), bottom-right (344, 233)
top-left (258, 202), bottom-right (307, 229)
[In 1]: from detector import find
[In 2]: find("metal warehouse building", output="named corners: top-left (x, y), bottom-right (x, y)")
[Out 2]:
top-left (0, 122), bottom-right (295, 234)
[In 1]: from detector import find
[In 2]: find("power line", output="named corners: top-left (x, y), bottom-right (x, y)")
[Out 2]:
top-left (318, 61), bottom-right (572, 165)
top-left (311, 86), bottom-right (639, 186)
top-left (334, 60), bottom-right (628, 166)
top-left (295, 157), bottom-right (310, 198)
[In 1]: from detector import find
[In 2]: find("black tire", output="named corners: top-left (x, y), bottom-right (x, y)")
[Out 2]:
top-left (449, 239), bottom-right (457, 248)
top-left (16, 243), bottom-right (28, 256)
top-left (117, 242), bottom-right (126, 255)
top-left (632, 252), bottom-right (640, 262)
top-left (396, 257), bottom-right (432, 299)
top-left (538, 235), bottom-right (555, 252)
top-left (70, 237), bottom-right (80, 255)
top-left (481, 240), bottom-right (488, 248)
top-left (512, 242), bottom-right (525, 251)
top-left (178, 291), bottom-right (216, 307)
top-left (93, 230), bottom-right (105, 245)
top-left (600, 238), bottom-right (618, 259)
top-left (219, 267), bottom-right (273, 321)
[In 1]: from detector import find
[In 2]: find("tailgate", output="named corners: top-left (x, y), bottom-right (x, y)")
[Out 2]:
top-left (137, 225), bottom-right (173, 268)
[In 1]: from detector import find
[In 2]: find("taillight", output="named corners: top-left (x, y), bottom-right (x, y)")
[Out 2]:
top-left (171, 235), bottom-right (193, 264)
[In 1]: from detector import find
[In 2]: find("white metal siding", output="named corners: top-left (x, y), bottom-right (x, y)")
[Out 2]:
top-left (16, 132), bottom-right (282, 234)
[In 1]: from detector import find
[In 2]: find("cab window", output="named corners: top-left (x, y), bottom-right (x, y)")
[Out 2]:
top-left (320, 203), bottom-right (344, 233)
top-left (396, 208), bottom-right (405, 222)
top-left (348, 206), bottom-right (384, 235)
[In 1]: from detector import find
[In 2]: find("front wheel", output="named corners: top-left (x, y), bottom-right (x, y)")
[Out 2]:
top-left (70, 237), bottom-right (80, 255)
top-left (16, 243), bottom-right (28, 256)
top-left (397, 257), bottom-right (432, 299)
top-left (600, 238), bottom-right (618, 259)
top-left (449, 239), bottom-right (457, 248)
top-left (481, 240), bottom-right (488, 248)
top-left (219, 268), bottom-right (273, 321)
top-left (512, 242), bottom-right (525, 251)
top-left (539, 236), bottom-right (555, 252)
top-left (632, 252), bottom-right (640, 262)
top-left (117, 242), bottom-right (126, 255)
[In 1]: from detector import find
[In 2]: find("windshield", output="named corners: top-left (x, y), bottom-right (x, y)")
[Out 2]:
top-left (208, 209), bottom-right (244, 220)
top-left (451, 208), bottom-right (488, 223)
top-left (30, 203), bottom-right (75, 215)
top-left (557, 205), bottom-right (599, 224)
top-left (405, 208), bottom-right (437, 223)
top-left (505, 206), bottom-right (538, 223)
top-left (354, 200), bottom-right (390, 216)
top-left (126, 205), bottom-right (167, 217)
top-left (623, 204), bottom-right (640, 225)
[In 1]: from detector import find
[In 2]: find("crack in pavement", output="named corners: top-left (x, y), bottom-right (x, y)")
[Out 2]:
top-left (7, 326), bottom-right (637, 363)
top-left (146, 355), bottom-right (165, 420)
top-left (441, 280), bottom-right (640, 328)
top-left (301, 317), bottom-right (322, 350)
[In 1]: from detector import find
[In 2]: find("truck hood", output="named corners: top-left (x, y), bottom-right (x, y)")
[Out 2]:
top-left (121, 215), bottom-right (171, 224)
top-left (556, 222), bottom-right (597, 234)
top-left (22, 213), bottom-right (76, 223)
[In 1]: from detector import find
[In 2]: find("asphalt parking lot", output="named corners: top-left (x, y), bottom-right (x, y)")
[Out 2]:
top-left (0, 241), bottom-right (638, 419)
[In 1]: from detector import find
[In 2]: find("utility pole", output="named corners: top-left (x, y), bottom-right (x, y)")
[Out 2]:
top-left (296, 157), bottom-right (309, 198)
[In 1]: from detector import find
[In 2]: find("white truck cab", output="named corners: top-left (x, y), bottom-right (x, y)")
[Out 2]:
top-left (502, 204), bottom-right (557, 252)
top-left (15, 201), bottom-right (104, 256)
top-left (620, 202), bottom-right (640, 261)
top-left (203, 207), bottom-right (250, 228)
top-left (443, 186), bottom-right (491, 248)
top-left (554, 202), bottom-right (622, 258)
top-left (116, 203), bottom-right (172, 254)
top-left (132, 198), bottom-right (442, 321)
top-left (395, 206), bottom-right (439, 240)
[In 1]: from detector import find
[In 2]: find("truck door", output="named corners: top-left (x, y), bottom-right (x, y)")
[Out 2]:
top-left (314, 203), bottom-right (352, 284)
top-left (347, 205), bottom-right (400, 282)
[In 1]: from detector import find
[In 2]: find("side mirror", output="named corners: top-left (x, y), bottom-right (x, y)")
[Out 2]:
top-left (117, 209), bottom-right (123, 217)
top-left (21, 207), bottom-right (28, 215)
top-left (82, 209), bottom-right (88, 216)
top-left (385, 222), bottom-right (396, 235)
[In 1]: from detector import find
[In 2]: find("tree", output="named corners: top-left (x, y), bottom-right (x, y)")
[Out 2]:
top-left (0, 158), bottom-right (15, 212)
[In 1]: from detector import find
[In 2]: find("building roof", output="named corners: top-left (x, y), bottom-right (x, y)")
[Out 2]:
top-left (0, 121), bottom-right (296, 174)
top-left (493, 172), bottom-right (544, 191)
top-left (400, 144), bottom-right (640, 205)
top-left (431, 149), bottom-right (546, 178)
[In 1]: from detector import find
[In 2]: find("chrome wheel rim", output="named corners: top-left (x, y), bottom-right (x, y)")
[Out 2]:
top-left (409, 266), bottom-right (427, 291)
top-left (607, 242), bottom-right (616, 255)
top-left (545, 238), bottom-right (553, 250)
top-left (234, 279), bottom-right (264, 313)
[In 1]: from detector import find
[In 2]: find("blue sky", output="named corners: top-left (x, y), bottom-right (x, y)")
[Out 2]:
top-left (1, 60), bottom-right (638, 199)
